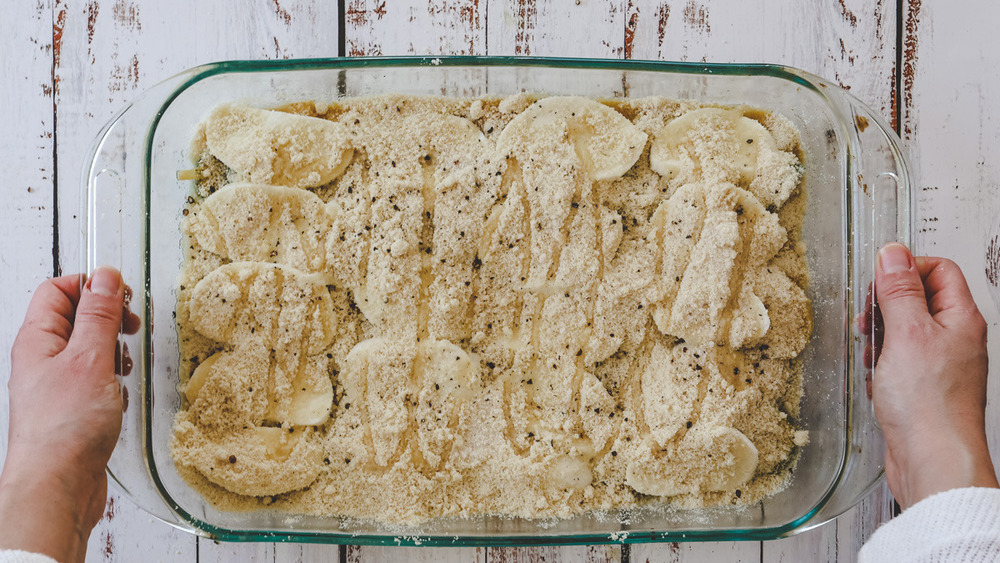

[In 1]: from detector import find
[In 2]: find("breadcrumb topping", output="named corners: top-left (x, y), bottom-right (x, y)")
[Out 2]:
top-left (171, 95), bottom-right (812, 524)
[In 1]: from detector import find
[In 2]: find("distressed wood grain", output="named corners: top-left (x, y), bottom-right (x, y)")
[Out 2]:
top-left (341, 0), bottom-right (489, 99)
top-left (344, 545), bottom-right (486, 562)
top-left (0, 0), bottom-right (57, 478)
top-left (489, 545), bottom-right (622, 563)
top-left (630, 539), bottom-right (760, 563)
top-left (835, 482), bottom-right (895, 560)
top-left (631, 541), bottom-right (759, 563)
top-left (486, 0), bottom-right (627, 57)
top-left (900, 0), bottom-right (1000, 497)
top-left (763, 522), bottom-right (837, 563)
top-left (274, 543), bottom-right (342, 562)
top-left (345, 0), bottom-right (486, 56)
top-left (199, 541), bottom-right (273, 561)
top-left (89, 497), bottom-right (196, 563)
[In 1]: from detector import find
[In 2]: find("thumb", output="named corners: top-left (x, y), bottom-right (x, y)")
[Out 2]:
top-left (875, 243), bottom-right (930, 333)
top-left (69, 267), bottom-right (125, 355)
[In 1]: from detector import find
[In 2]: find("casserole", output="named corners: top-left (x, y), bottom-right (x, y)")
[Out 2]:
top-left (85, 56), bottom-right (911, 545)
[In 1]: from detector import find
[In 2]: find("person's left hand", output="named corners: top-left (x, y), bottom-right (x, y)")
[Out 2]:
top-left (0, 268), bottom-right (139, 563)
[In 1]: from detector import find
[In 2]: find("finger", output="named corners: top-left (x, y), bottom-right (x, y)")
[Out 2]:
top-left (914, 257), bottom-right (984, 326)
top-left (874, 243), bottom-right (930, 334)
top-left (67, 267), bottom-right (125, 361)
top-left (13, 275), bottom-right (85, 359)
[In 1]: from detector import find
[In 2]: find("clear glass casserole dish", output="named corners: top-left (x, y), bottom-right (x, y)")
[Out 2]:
top-left (84, 56), bottom-right (912, 545)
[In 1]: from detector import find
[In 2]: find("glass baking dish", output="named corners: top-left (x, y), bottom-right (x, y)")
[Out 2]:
top-left (84, 56), bottom-right (912, 545)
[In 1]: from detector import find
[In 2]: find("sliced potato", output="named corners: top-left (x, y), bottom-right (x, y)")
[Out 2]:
top-left (498, 96), bottom-right (647, 181)
top-left (173, 422), bottom-right (323, 497)
top-left (414, 339), bottom-right (478, 466)
top-left (548, 455), bottom-right (593, 490)
top-left (651, 183), bottom-right (786, 347)
top-left (206, 104), bottom-right (353, 188)
top-left (748, 267), bottom-right (812, 359)
top-left (625, 427), bottom-right (759, 496)
top-left (185, 351), bottom-right (221, 403)
top-left (270, 353), bottom-right (334, 426)
top-left (188, 262), bottom-right (336, 355)
top-left (341, 338), bottom-right (415, 467)
top-left (702, 428), bottom-right (759, 491)
top-left (187, 182), bottom-right (337, 273)
top-left (641, 342), bottom-right (699, 447)
top-left (650, 107), bottom-right (801, 208)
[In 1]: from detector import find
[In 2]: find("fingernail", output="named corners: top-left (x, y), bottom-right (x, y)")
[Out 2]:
top-left (879, 243), bottom-right (912, 274)
top-left (90, 266), bottom-right (122, 297)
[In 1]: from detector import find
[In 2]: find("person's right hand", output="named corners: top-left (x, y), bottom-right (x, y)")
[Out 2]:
top-left (865, 243), bottom-right (998, 510)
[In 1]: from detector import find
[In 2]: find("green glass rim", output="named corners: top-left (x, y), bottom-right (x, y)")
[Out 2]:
top-left (138, 55), bottom-right (855, 544)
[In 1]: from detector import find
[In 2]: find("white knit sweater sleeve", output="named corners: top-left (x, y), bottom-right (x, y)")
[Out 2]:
top-left (0, 551), bottom-right (59, 563)
top-left (859, 487), bottom-right (1000, 562)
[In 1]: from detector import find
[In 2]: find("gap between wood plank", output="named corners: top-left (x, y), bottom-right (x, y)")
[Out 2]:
top-left (338, 0), bottom-right (346, 57)
top-left (50, 3), bottom-right (60, 277)
top-left (894, 0), bottom-right (904, 134)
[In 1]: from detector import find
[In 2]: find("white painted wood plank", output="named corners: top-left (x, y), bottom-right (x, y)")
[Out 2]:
top-left (486, 0), bottom-right (627, 58)
top-left (762, 520), bottom-right (837, 563)
top-left (89, 497), bottom-right (197, 563)
top-left (0, 0), bottom-right (56, 481)
top-left (344, 545), bottom-right (486, 562)
top-left (342, 0), bottom-right (490, 100)
top-left (631, 541), bottom-right (759, 563)
top-left (275, 543), bottom-right (341, 562)
top-left (49, 1), bottom-right (340, 560)
top-left (345, 0), bottom-right (486, 56)
top-left (488, 545), bottom-right (622, 563)
top-left (900, 0), bottom-right (1000, 520)
top-left (199, 541), bottom-right (273, 562)
top-left (834, 482), bottom-right (894, 563)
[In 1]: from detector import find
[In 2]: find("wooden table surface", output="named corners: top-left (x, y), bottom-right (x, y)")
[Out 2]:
top-left (2, 0), bottom-right (998, 561)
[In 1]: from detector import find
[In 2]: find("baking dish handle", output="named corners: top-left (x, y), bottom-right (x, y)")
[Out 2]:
top-left (851, 97), bottom-right (913, 428)
top-left (848, 96), bottom-right (914, 426)
top-left (82, 69), bottom-right (205, 534)
top-left (794, 86), bottom-right (914, 531)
